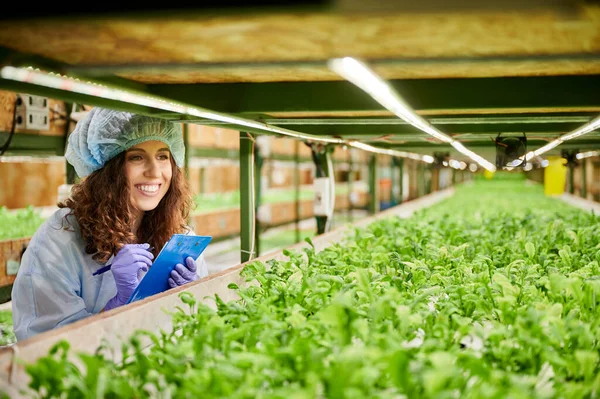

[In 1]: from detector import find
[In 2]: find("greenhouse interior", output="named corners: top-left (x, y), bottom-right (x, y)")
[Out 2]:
top-left (0, 2), bottom-right (599, 397)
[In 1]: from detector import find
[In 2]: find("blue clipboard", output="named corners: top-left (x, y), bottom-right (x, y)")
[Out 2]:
top-left (126, 234), bottom-right (212, 304)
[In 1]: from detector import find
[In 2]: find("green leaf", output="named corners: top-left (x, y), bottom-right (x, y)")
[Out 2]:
top-left (525, 242), bottom-right (536, 259)
top-left (558, 249), bottom-right (571, 266)
top-left (20, 179), bottom-right (600, 398)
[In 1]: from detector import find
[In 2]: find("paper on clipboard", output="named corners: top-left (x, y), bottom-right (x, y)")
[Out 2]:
top-left (126, 234), bottom-right (212, 304)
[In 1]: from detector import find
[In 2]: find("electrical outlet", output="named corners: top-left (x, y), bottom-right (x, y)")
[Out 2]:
top-left (25, 110), bottom-right (50, 130)
top-left (18, 94), bottom-right (49, 110)
top-left (26, 95), bottom-right (48, 110)
top-left (15, 94), bottom-right (50, 130)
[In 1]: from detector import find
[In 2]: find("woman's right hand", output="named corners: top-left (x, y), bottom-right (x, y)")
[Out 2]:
top-left (104, 243), bottom-right (154, 311)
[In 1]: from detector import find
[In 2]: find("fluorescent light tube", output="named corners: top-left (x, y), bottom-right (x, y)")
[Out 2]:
top-left (330, 57), bottom-right (495, 172)
top-left (1, 65), bottom-right (433, 164)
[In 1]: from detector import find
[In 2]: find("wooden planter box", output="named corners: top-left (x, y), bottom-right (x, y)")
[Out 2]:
top-left (192, 208), bottom-right (240, 238)
top-left (269, 202), bottom-right (296, 225)
top-left (298, 199), bottom-right (314, 219)
top-left (0, 237), bottom-right (31, 288)
top-left (335, 195), bottom-right (349, 209)
top-left (187, 125), bottom-right (239, 150)
top-left (271, 137), bottom-right (295, 156)
top-left (0, 189), bottom-right (457, 396)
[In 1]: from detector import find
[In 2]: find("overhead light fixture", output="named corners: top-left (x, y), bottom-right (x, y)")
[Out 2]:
top-left (451, 142), bottom-right (496, 171)
top-left (422, 155), bottom-right (435, 163)
top-left (576, 151), bottom-right (599, 160)
top-left (1, 66), bottom-right (432, 163)
top-left (523, 115), bottom-right (600, 160)
top-left (447, 159), bottom-right (469, 170)
top-left (329, 57), bottom-right (496, 172)
top-left (560, 116), bottom-right (600, 141)
top-left (506, 159), bottom-right (523, 167)
top-left (524, 139), bottom-right (563, 161)
top-left (346, 140), bottom-right (434, 162)
top-left (469, 163), bottom-right (478, 172)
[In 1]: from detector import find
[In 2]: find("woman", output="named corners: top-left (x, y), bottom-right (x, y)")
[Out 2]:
top-left (12, 108), bottom-right (208, 341)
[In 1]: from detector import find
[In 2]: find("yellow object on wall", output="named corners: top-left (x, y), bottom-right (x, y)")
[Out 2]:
top-left (484, 170), bottom-right (495, 180)
top-left (544, 156), bottom-right (567, 196)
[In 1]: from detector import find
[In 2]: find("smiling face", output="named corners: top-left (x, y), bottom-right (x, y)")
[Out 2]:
top-left (124, 140), bottom-right (173, 217)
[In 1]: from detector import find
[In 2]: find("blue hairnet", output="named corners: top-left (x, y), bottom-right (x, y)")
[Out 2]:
top-left (65, 108), bottom-right (185, 177)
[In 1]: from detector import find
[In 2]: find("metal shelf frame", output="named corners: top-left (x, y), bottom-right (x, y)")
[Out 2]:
top-left (2, 4), bottom-right (599, 261)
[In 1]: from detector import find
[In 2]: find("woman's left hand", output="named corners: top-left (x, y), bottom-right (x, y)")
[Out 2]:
top-left (168, 256), bottom-right (199, 288)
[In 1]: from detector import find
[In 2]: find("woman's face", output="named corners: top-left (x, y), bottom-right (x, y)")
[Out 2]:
top-left (124, 140), bottom-right (173, 214)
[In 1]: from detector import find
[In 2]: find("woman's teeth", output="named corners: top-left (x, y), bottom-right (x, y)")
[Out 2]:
top-left (137, 185), bottom-right (159, 193)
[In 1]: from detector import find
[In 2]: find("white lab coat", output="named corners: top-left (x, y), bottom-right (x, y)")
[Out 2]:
top-left (11, 207), bottom-right (207, 341)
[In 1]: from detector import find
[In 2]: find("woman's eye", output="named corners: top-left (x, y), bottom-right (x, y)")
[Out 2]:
top-left (128, 155), bottom-right (143, 161)
top-left (158, 154), bottom-right (170, 160)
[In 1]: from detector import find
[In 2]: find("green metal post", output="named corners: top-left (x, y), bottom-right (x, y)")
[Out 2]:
top-left (426, 165), bottom-right (433, 195)
top-left (368, 154), bottom-right (378, 214)
top-left (388, 161), bottom-right (394, 207)
top-left (416, 163), bottom-right (421, 197)
top-left (390, 158), bottom-right (397, 205)
top-left (183, 124), bottom-right (190, 179)
top-left (63, 103), bottom-right (76, 184)
top-left (398, 158), bottom-right (404, 205)
top-left (430, 165), bottom-right (439, 193)
top-left (294, 140), bottom-right (301, 243)
top-left (562, 150), bottom-right (579, 195)
top-left (347, 149), bottom-right (354, 223)
top-left (581, 160), bottom-right (587, 198)
top-left (182, 124), bottom-right (192, 226)
top-left (568, 166), bottom-right (575, 194)
top-left (254, 142), bottom-right (264, 257)
top-left (417, 163), bottom-right (425, 197)
top-left (240, 132), bottom-right (255, 263)
top-left (66, 160), bottom-right (77, 184)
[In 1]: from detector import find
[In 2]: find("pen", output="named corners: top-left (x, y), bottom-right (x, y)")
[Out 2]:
top-left (92, 246), bottom-right (154, 276)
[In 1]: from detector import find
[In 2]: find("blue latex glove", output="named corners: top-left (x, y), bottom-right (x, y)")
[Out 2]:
top-left (104, 243), bottom-right (154, 311)
top-left (168, 256), bottom-right (198, 288)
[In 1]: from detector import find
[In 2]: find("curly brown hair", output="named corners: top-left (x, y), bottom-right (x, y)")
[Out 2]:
top-left (59, 152), bottom-right (193, 264)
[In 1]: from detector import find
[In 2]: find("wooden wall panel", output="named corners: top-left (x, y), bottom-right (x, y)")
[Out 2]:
top-left (0, 159), bottom-right (65, 208)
